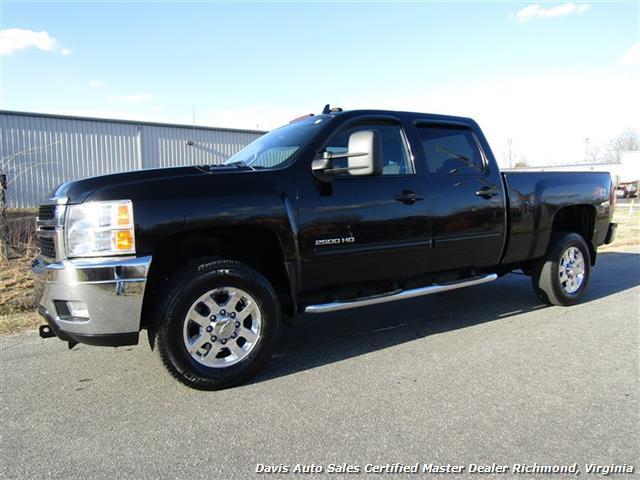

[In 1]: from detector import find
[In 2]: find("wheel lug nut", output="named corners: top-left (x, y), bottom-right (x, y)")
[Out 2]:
top-left (220, 309), bottom-right (226, 316)
top-left (210, 315), bottom-right (216, 321)
top-left (210, 335), bottom-right (217, 342)
top-left (230, 312), bottom-right (236, 318)
top-left (231, 332), bottom-right (237, 338)
top-left (221, 339), bottom-right (227, 344)
top-left (235, 321), bottom-right (240, 328)
top-left (206, 326), bottom-right (213, 333)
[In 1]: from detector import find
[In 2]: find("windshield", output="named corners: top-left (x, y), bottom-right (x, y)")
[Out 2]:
top-left (224, 116), bottom-right (328, 169)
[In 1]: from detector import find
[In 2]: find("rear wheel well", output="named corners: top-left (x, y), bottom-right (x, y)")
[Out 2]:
top-left (142, 227), bottom-right (293, 329)
top-left (550, 205), bottom-right (596, 264)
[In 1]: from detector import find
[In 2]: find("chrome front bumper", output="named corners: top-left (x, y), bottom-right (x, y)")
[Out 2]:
top-left (32, 255), bottom-right (152, 346)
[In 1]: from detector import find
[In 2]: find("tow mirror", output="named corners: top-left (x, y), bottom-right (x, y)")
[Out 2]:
top-left (312, 130), bottom-right (383, 182)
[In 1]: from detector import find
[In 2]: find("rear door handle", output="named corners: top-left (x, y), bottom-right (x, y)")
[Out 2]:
top-left (475, 186), bottom-right (500, 198)
top-left (395, 190), bottom-right (424, 205)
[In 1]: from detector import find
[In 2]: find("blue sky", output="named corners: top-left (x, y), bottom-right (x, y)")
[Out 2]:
top-left (1, 1), bottom-right (639, 165)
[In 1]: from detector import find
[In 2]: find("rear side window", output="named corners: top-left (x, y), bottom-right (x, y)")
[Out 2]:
top-left (416, 126), bottom-right (484, 175)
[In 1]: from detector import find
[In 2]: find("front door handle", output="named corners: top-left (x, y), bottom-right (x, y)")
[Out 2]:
top-left (475, 186), bottom-right (500, 199)
top-left (395, 190), bottom-right (424, 205)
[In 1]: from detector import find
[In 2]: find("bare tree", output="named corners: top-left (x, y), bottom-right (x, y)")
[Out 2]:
top-left (0, 141), bottom-right (61, 259)
top-left (502, 137), bottom-right (518, 169)
top-left (588, 145), bottom-right (601, 163)
top-left (603, 128), bottom-right (640, 162)
top-left (0, 173), bottom-right (7, 260)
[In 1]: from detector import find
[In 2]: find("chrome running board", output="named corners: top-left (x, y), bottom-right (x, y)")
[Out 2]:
top-left (304, 274), bottom-right (498, 314)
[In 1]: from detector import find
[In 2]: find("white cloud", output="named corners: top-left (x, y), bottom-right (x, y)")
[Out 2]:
top-left (0, 28), bottom-right (71, 56)
top-left (106, 93), bottom-right (153, 103)
top-left (620, 42), bottom-right (640, 66)
top-left (514, 3), bottom-right (590, 23)
top-left (89, 80), bottom-right (105, 88)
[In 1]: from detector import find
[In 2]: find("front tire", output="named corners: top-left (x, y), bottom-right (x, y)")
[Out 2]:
top-left (532, 232), bottom-right (591, 306)
top-left (155, 259), bottom-right (280, 390)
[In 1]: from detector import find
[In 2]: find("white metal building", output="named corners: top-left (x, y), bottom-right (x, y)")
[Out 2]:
top-left (514, 151), bottom-right (640, 185)
top-left (0, 110), bottom-right (265, 208)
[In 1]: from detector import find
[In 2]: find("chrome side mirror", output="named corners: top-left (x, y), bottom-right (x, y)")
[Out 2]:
top-left (312, 130), bottom-right (383, 182)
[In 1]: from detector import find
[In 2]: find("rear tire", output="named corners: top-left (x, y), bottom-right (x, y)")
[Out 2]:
top-left (155, 259), bottom-right (280, 390)
top-left (532, 232), bottom-right (591, 306)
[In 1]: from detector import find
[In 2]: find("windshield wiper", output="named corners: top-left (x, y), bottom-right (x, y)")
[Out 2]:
top-left (224, 160), bottom-right (256, 171)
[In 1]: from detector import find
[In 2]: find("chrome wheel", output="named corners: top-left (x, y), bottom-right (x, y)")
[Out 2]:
top-left (182, 287), bottom-right (262, 368)
top-left (559, 246), bottom-right (585, 294)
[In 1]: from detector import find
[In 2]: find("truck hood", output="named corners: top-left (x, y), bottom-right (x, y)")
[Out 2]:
top-left (49, 165), bottom-right (249, 204)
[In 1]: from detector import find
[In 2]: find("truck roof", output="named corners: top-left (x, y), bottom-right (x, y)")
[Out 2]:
top-left (316, 108), bottom-right (477, 126)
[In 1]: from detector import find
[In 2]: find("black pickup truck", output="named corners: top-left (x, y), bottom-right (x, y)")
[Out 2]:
top-left (33, 108), bottom-right (617, 389)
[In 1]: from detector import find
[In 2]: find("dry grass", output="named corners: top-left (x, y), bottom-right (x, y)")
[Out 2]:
top-left (601, 208), bottom-right (640, 250)
top-left (1, 210), bottom-right (38, 314)
top-left (1, 209), bottom-right (39, 333)
top-left (1, 255), bottom-right (37, 317)
top-left (0, 254), bottom-right (41, 334)
top-left (0, 311), bottom-right (41, 336)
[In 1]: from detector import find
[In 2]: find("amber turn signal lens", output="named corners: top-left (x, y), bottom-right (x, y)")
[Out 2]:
top-left (115, 230), bottom-right (134, 250)
top-left (117, 204), bottom-right (131, 226)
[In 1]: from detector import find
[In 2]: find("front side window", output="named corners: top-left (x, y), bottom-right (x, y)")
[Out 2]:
top-left (325, 123), bottom-right (415, 175)
top-left (416, 126), bottom-right (484, 175)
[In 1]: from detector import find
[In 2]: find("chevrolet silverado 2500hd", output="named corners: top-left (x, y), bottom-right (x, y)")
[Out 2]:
top-left (32, 108), bottom-right (617, 389)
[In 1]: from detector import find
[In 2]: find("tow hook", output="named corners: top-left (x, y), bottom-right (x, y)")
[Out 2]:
top-left (39, 325), bottom-right (56, 339)
top-left (39, 324), bottom-right (78, 349)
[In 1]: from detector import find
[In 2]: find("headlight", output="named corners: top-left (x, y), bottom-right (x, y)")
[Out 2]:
top-left (65, 200), bottom-right (136, 257)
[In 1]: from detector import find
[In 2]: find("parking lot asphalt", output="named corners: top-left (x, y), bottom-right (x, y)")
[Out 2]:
top-left (1, 249), bottom-right (639, 479)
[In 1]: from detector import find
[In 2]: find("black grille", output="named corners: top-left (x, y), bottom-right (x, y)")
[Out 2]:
top-left (38, 236), bottom-right (56, 258)
top-left (38, 205), bottom-right (56, 220)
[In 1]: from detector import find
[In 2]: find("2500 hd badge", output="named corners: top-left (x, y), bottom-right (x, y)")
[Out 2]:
top-left (314, 236), bottom-right (355, 246)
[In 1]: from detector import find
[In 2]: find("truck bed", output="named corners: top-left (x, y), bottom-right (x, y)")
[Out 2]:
top-left (501, 170), bottom-right (614, 265)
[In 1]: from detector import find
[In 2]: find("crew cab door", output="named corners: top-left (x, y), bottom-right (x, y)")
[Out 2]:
top-left (297, 120), bottom-right (431, 292)
top-left (412, 122), bottom-right (506, 272)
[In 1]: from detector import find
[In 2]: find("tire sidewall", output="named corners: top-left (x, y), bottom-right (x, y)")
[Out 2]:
top-left (158, 260), bottom-right (280, 389)
top-left (547, 233), bottom-right (591, 305)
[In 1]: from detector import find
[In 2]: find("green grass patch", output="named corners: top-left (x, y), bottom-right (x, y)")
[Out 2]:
top-left (602, 208), bottom-right (640, 250)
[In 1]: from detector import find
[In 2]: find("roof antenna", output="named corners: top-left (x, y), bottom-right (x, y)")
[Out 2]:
top-left (186, 105), bottom-right (195, 146)
top-left (322, 104), bottom-right (331, 114)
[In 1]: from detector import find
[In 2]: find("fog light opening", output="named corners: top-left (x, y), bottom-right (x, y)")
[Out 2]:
top-left (67, 301), bottom-right (90, 319)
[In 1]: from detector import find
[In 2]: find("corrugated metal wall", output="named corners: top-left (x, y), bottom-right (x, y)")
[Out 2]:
top-left (142, 124), bottom-right (259, 168)
top-left (0, 111), bottom-right (264, 208)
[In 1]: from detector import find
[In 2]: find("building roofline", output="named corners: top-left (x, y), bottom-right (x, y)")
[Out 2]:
top-left (519, 161), bottom-right (623, 168)
top-left (0, 109), bottom-right (268, 135)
